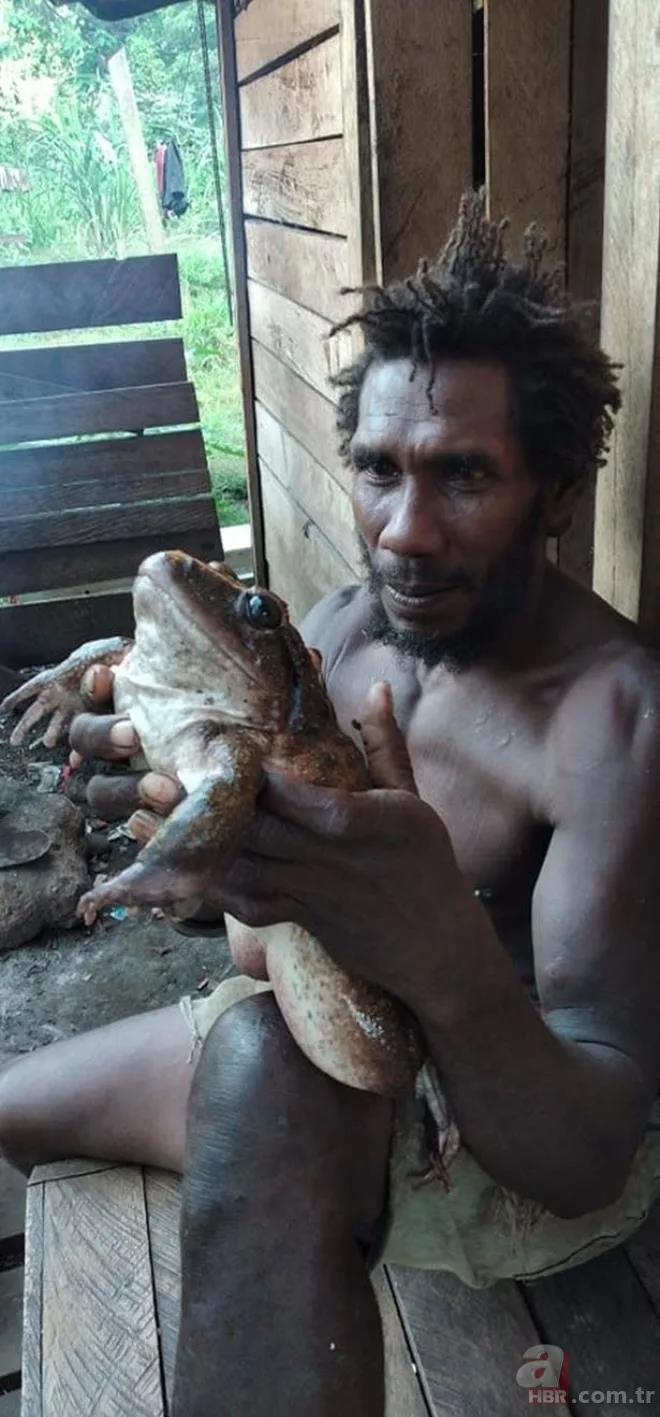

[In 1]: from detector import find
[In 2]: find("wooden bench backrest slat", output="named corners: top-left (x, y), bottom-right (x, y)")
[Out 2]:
top-left (0, 493), bottom-right (218, 554)
top-left (0, 381), bottom-right (199, 445)
top-left (0, 253), bottom-right (181, 337)
top-left (1, 594), bottom-right (136, 670)
top-left (0, 338), bottom-right (188, 401)
top-left (0, 429), bottom-right (206, 489)
top-left (2, 528), bottom-right (223, 599)
top-left (0, 253), bottom-right (225, 669)
top-left (0, 466), bottom-right (210, 519)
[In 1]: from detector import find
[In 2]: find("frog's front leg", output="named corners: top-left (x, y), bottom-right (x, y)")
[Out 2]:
top-left (0, 637), bottom-right (133, 747)
top-left (78, 733), bottom-right (264, 923)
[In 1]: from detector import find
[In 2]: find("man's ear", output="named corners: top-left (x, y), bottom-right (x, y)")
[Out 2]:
top-left (544, 474), bottom-right (588, 538)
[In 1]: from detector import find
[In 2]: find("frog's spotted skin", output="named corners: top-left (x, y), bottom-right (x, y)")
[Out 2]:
top-left (1, 552), bottom-right (423, 1098)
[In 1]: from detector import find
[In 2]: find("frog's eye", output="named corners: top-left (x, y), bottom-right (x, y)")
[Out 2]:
top-left (243, 592), bottom-right (282, 631)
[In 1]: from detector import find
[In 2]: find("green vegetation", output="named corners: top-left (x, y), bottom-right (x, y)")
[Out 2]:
top-left (0, 0), bottom-right (248, 527)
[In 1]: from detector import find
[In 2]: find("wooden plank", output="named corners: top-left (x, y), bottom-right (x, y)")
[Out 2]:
top-left (0, 1268), bottom-right (23, 1386)
top-left (593, 0), bottom-right (660, 624)
top-left (388, 1266), bottom-right (540, 1417)
top-left (0, 1159), bottom-right (26, 1243)
top-left (557, 0), bottom-right (609, 588)
top-left (144, 1170), bottom-right (182, 1409)
top-left (1, 529), bottom-right (221, 600)
top-left (29, 1160), bottom-right (121, 1187)
top-left (260, 460), bottom-right (356, 623)
top-left (0, 466), bottom-right (209, 519)
top-left (372, 1268), bottom-right (430, 1417)
top-left (39, 1168), bottom-right (164, 1417)
top-left (0, 593), bottom-right (135, 669)
top-left (239, 34), bottom-right (342, 150)
top-left (252, 341), bottom-right (345, 487)
top-left (0, 338), bottom-right (187, 402)
top-left (522, 1248), bottom-right (660, 1415)
top-left (484, 0), bottom-right (572, 261)
top-left (243, 139), bottom-right (347, 234)
top-left (0, 382), bottom-right (199, 446)
top-left (248, 281), bottom-right (350, 399)
top-left (341, 0), bottom-right (376, 290)
top-left (246, 221), bottom-right (350, 323)
top-left (0, 492), bottom-right (218, 555)
top-left (256, 401), bottom-right (358, 567)
top-left (367, 0), bottom-right (472, 281)
top-left (0, 429), bottom-right (206, 490)
top-left (626, 1202), bottom-right (660, 1318)
top-left (236, 0), bottom-right (339, 83)
top-left (0, 254), bottom-right (181, 338)
top-left (21, 1181), bottom-right (43, 1417)
top-left (216, 0), bottom-right (267, 583)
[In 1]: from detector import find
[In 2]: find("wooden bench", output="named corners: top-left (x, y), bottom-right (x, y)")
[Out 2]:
top-left (20, 1159), bottom-right (660, 1416)
top-left (0, 255), bottom-right (223, 669)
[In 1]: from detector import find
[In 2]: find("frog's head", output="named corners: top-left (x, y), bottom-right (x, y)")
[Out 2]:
top-left (133, 551), bottom-right (330, 730)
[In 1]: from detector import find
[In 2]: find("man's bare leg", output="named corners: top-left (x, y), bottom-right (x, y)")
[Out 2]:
top-left (0, 1004), bottom-right (195, 1173)
top-left (174, 993), bottom-right (393, 1417)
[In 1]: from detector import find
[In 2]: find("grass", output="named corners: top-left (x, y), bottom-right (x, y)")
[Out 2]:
top-left (177, 240), bottom-right (248, 528)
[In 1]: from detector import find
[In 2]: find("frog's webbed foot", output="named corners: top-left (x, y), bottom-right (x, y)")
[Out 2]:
top-left (0, 637), bottom-right (133, 747)
top-left (410, 1060), bottom-right (461, 1192)
top-left (78, 754), bottom-right (263, 925)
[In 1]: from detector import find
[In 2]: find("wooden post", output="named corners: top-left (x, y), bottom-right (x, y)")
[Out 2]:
top-left (592, 0), bottom-right (660, 628)
top-left (107, 47), bottom-right (165, 255)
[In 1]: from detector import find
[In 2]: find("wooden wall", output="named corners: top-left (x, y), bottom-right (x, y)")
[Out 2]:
top-left (593, 0), bottom-right (660, 641)
top-left (220, 0), bottom-right (615, 618)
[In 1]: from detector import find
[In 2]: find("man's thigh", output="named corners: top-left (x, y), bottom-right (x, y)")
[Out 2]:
top-left (0, 1003), bottom-right (195, 1172)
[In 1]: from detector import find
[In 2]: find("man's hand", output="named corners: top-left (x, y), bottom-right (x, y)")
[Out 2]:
top-left (191, 682), bottom-right (472, 1008)
top-left (69, 663), bottom-right (181, 832)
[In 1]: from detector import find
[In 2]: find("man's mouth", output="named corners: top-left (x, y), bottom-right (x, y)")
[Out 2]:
top-left (383, 582), bottom-right (465, 612)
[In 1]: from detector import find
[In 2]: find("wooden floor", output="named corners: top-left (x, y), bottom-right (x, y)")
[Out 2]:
top-left (0, 1154), bottom-right (26, 1417)
top-left (10, 1157), bottom-right (660, 1416)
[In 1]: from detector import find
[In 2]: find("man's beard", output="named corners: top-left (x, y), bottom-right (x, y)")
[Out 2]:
top-left (360, 493), bottom-right (544, 672)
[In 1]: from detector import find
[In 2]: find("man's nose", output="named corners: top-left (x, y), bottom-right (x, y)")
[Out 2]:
top-left (379, 481), bottom-right (451, 559)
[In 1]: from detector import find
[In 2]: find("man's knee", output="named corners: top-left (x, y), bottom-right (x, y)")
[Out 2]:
top-left (184, 993), bottom-right (393, 1233)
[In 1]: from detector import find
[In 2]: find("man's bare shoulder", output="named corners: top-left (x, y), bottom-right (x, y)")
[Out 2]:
top-left (299, 584), bottom-right (369, 670)
top-left (550, 617), bottom-right (660, 806)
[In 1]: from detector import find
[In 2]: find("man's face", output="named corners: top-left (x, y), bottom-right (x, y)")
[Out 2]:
top-left (350, 357), bottom-right (549, 669)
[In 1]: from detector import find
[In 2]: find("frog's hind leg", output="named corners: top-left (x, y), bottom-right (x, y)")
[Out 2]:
top-left (79, 746), bottom-right (263, 924)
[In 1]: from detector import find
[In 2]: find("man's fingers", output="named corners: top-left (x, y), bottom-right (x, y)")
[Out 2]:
top-left (128, 808), bottom-right (163, 843)
top-left (70, 712), bottom-right (138, 762)
top-left (80, 664), bottom-right (115, 710)
top-left (358, 681), bottom-right (418, 794)
top-left (138, 772), bottom-right (183, 814)
top-left (86, 771), bottom-right (146, 821)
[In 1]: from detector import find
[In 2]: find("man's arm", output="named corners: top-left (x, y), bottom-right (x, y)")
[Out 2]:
top-left (411, 653), bottom-right (660, 1217)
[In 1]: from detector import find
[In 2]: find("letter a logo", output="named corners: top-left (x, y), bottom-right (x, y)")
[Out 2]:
top-left (516, 1346), bottom-right (568, 1397)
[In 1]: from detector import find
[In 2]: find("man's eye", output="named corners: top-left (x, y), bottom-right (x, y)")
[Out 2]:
top-left (362, 458), bottom-right (398, 481)
top-left (445, 459), bottom-right (489, 488)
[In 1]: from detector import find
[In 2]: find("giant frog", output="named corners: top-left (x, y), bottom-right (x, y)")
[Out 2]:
top-left (2, 552), bottom-right (456, 1163)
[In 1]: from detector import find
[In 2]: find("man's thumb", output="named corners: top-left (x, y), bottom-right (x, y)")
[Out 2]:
top-left (357, 681), bottom-right (418, 793)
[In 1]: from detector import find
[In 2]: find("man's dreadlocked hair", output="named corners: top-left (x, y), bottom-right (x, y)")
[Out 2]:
top-left (332, 190), bottom-right (620, 488)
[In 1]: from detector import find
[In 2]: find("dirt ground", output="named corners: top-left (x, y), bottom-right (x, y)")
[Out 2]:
top-left (0, 700), bottom-right (235, 1055)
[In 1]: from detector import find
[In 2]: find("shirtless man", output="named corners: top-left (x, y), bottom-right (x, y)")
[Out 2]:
top-left (2, 193), bottom-right (660, 1417)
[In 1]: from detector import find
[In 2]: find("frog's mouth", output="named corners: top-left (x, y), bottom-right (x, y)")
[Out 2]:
top-left (135, 558), bottom-right (261, 684)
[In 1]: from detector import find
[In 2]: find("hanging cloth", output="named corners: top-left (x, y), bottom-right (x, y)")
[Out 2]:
top-left (161, 141), bottom-right (189, 218)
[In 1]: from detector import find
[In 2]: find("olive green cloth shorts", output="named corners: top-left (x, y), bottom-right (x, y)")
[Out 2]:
top-left (180, 977), bottom-right (660, 1289)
